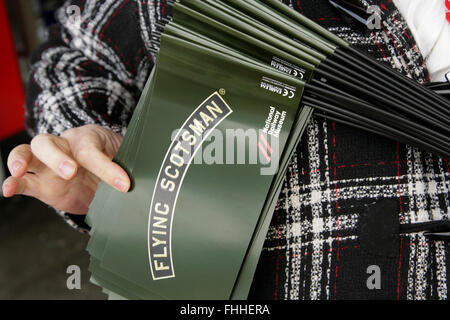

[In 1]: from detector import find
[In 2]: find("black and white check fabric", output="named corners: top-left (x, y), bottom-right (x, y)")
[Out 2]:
top-left (25, 0), bottom-right (449, 300)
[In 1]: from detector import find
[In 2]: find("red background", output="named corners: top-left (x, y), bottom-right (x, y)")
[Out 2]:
top-left (0, 0), bottom-right (25, 140)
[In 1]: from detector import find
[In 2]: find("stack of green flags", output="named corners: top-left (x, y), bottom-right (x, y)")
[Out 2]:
top-left (86, 0), bottom-right (449, 300)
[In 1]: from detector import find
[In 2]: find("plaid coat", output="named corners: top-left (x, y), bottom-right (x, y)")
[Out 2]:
top-left (26, 0), bottom-right (449, 300)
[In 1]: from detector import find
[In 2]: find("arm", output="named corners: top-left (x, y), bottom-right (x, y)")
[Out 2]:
top-left (26, 0), bottom-right (156, 137)
top-left (4, 0), bottom-right (170, 231)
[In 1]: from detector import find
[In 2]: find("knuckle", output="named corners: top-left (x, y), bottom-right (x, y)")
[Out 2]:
top-left (83, 124), bottom-right (101, 131)
top-left (30, 134), bottom-right (51, 150)
top-left (8, 144), bottom-right (29, 162)
top-left (84, 124), bottom-right (107, 140)
top-left (63, 125), bottom-right (101, 146)
top-left (74, 142), bottom-right (96, 161)
top-left (61, 127), bottom-right (80, 140)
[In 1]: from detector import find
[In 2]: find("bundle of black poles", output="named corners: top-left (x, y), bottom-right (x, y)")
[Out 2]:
top-left (160, 0), bottom-right (450, 158)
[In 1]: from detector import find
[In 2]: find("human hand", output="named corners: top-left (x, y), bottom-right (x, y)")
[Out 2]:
top-left (2, 124), bottom-right (130, 214)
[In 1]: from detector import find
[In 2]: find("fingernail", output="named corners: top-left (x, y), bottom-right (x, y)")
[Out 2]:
top-left (114, 178), bottom-right (128, 192)
top-left (59, 160), bottom-right (76, 179)
top-left (11, 160), bottom-right (23, 174)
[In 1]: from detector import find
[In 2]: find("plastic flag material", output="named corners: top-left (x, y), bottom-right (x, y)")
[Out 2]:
top-left (86, 0), bottom-right (449, 300)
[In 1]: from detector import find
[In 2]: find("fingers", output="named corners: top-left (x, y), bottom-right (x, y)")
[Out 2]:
top-left (7, 144), bottom-right (45, 177)
top-left (6, 126), bottom-right (129, 200)
top-left (72, 142), bottom-right (130, 192)
top-left (2, 175), bottom-right (37, 198)
top-left (2, 176), bottom-right (19, 198)
top-left (30, 134), bottom-right (78, 180)
top-left (7, 144), bottom-right (33, 177)
top-left (65, 126), bottom-right (130, 193)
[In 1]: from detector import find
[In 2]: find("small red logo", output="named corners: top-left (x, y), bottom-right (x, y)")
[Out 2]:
top-left (258, 133), bottom-right (272, 162)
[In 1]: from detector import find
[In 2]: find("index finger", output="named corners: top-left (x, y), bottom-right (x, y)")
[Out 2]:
top-left (72, 141), bottom-right (130, 192)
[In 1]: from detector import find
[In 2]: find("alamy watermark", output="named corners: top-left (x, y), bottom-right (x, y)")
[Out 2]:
top-left (367, 5), bottom-right (382, 30)
top-left (169, 128), bottom-right (281, 176)
top-left (366, 265), bottom-right (381, 290)
top-left (66, 265), bottom-right (81, 290)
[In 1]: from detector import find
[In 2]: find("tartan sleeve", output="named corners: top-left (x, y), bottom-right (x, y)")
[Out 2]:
top-left (23, 0), bottom-right (170, 231)
top-left (25, 0), bottom-right (157, 137)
